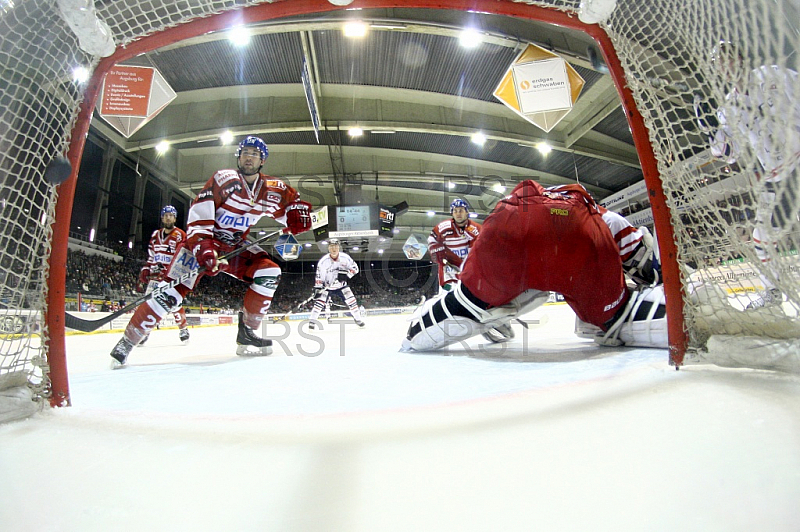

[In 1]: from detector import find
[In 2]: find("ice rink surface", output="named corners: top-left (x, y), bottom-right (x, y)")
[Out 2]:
top-left (2, 303), bottom-right (800, 531)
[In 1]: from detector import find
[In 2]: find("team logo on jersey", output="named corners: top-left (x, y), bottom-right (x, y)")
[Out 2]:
top-left (550, 208), bottom-right (569, 216)
top-left (266, 180), bottom-right (286, 190)
top-left (153, 290), bottom-right (179, 312)
top-left (267, 192), bottom-right (281, 204)
top-left (253, 274), bottom-right (280, 290)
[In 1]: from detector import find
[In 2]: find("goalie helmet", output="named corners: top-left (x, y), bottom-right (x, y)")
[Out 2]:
top-left (235, 136), bottom-right (269, 161)
top-left (160, 205), bottom-right (177, 217)
top-left (450, 198), bottom-right (470, 214)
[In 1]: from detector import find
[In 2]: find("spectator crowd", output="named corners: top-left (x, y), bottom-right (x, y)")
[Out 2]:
top-left (66, 248), bottom-right (436, 313)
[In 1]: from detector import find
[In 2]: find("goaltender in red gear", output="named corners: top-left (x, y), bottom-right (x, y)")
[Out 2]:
top-left (404, 179), bottom-right (668, 352)
top-left (109, 135), bottom-right (313, 366)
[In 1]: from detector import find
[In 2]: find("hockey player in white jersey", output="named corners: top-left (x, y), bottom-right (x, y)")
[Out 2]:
top-left (695, 41), bottom-right (800, 308)
top-left (308, 239), bottom-right (365, 328)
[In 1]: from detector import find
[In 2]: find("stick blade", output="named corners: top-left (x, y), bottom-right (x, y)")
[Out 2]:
top-left (64, 312), bottom-right (115, 332)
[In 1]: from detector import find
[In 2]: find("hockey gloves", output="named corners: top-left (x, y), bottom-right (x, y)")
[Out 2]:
top-left (285, 200), bottom-right (313, 235)
top-left (194, 239), bottom-right (227, 276)
top-left (429, 242), bottom-right (445, 264)
top-left (138, 267), bottom-right (152, 285)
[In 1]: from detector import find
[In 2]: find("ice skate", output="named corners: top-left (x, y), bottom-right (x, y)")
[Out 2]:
top-left (745, 288), bottom-right (783, 310)
top-left (138, 334), bottom-right (149, 346)
top-left (355, 320), bottom-right (366, 328)
top-left (236, 311), bottom-right (272, 356)
top-left (110, 337), bottom-right (135, 369)
top-left (179, 328), bottom-right (190, 345)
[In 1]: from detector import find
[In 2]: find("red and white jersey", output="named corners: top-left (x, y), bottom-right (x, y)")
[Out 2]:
top-left (145, 227), bottom-right (186, 277)
top-left (315, 252), bottom-right (359, 289)
top-left (428, 219), bottom-right (481, 264)
top-left (186, 169), bottom-right (300, 250)
top-left (428, 218), bottom-right (481, 286)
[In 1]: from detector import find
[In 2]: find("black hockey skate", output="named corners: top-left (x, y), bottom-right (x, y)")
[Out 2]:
top-left (236, 311), bottom-right (272, 356)
top-left (179, 328), bottom-right (190, 345)
top-left (138, 334), bottom-right (149, 346)
top-left (110, 336), bottom-right (135, 369)
top-left (355, 320), bottom-right (366, 328)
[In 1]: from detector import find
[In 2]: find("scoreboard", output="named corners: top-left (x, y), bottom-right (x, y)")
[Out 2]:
top-left (312, 204), bottom-right (397, 241)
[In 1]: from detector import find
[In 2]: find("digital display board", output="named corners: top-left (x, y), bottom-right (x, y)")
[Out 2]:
top-left (312, 204), bottom-right (398, 241)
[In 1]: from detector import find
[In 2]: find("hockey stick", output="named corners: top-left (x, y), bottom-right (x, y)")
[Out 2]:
top-left (65, 230), bottom-right (283, 332)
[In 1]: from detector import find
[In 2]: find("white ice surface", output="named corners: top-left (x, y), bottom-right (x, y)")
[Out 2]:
top-left (2, 304), bottom-right (800, 531)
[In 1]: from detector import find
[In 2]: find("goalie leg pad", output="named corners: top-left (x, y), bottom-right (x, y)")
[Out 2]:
top-left (402, 285), bottom-right (547, 351)
top-left (596, 285), bottom-right (668, 348)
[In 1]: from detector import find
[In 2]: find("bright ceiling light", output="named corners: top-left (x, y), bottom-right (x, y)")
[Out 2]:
top-left (228, 27), bottom-right (251, 47)
top-left (469, 212), bottom-right (478, 219)
top-left (348, 127), bottom-right (363, 137)
top-left (377, 249), bottom-right (384, 254)
top-left (471, 131), bottom-right (487, 146)
top-left (220, 131), bottom-right (234, 144)
top-left (343, 21), bottom-right (367, 38)
top-left (492, 183), bottom-right (506, 193)
top-left (536, 142), bottom-right (552, 155)
top-left (448, 181), bottom-right (456, 190)
top-left (459, 28), bottom-right (482, 48)
top-left (155, 140), bottom-right (170, 154)
top-left (72, 66), bottom-right (90, 83)
top-left (427, 211), bottom-right (436, 217)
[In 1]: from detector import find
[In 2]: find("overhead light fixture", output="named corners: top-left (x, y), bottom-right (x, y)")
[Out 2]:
top-left (492, 183), bottom-right (506, 193)
top-left (459, 28), bottom-right (482, 48)
top-left (352, 246), bottom-right (360, 251)
top-left (348, 127), bottom-right (363, 137)
top-left (220, 130), bottom-right (234, 144)
top-left (536, 142), bottom-right (552, 155)
top-left (471, 131), bottom-right (487, 146)
top-left (392, 228), bottom-right (400, 234)
top-left (343, 21), bottom-right (367, 38)
top-left (304, 243), bottom-right (312, 248)
top-left (427, 211), bottom-right (436, 217)
top-left (469, 212), bottom-right (478, 219)
top-left (72, 66), bottom-right (90, 83)
top-left (228, 26), bottom-right (251, 47)
top-left (155, 140), bottom-right (170, 154)
top-left (377, 249), bottom-right (384, 254)
top-left (448, 181), bottom-right (456, 190)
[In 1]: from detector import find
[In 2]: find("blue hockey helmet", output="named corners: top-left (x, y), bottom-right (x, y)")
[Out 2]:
top-left (160, 205), bottom-right (178, 217)
top-left (236, 135), bottom-right (269, 161)
top-left (450, 198), bottom-right (470, 214)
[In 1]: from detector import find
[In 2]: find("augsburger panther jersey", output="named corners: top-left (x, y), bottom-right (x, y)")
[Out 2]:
top-left (315, 252), bottom-right (359, 289)
top-left (145, 227), bottom-right (186, 279)
top-left (186, 169), bottom-right (299, 250)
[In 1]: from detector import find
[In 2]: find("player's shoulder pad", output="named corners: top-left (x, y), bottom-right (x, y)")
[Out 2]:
top-left (214, 169), bottom-right (239, 185)
top-left (263, 177), bottom-right (287, 191)
top-left (435, 219), bottom-right (453, 233)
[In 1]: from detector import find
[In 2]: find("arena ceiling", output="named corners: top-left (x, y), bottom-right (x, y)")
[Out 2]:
top-left (89, 5), bottom-right (645, 260)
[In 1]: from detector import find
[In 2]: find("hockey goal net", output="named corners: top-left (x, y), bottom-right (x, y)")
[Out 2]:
top-left (1, 0), bottom-right (798, 420)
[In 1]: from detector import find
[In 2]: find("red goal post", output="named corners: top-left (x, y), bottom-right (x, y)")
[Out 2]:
top-left (2, 0), bottom-right (795, 418)
top-left (49, 0), bottom-right (682, 409)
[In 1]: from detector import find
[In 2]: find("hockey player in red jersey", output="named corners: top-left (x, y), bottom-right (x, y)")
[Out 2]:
top-left (403, 179), bottom-right (665, 351)
top-left (137, 205), bottom-right (190, 346)
top-left (110, 136), bottom-right (313, 366)
top-left (428, 198), bottom-right (482, 291)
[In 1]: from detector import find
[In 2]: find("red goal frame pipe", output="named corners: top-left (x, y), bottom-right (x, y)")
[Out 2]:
top-left (49, 0), bottom-right (687, 405)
